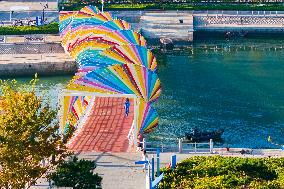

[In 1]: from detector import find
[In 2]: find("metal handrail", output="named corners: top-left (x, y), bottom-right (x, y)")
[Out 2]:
top-left (141, 138), bottom-right (214, 153)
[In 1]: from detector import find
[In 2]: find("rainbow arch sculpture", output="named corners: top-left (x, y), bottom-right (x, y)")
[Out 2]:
top-left (59, 6), bottom-right (161, 138)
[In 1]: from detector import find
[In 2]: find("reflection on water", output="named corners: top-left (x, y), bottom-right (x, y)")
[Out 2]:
top-left (3, 38), bottom-right (284, 148)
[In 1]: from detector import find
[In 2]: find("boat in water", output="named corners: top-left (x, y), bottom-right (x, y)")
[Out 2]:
top-left (160, 37), bottom-right (174, 50)
top-left (185, 128), bottom-right (224, 142)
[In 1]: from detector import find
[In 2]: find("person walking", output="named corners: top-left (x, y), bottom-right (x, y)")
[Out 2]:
top-left (137, 133), bottom-right (143, 151)
top-left (124, 98), bottom-right (130, 117)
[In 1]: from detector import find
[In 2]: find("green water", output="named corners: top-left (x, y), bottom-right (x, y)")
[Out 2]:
top-left (151, 38), bottom-right (284, 148)
top-left (4, 38), bottom-right (284, 148)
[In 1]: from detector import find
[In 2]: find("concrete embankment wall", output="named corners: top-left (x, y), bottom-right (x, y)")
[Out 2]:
top-left (0, 38), bottom-right (77, 77)
top-left (0, 60), bottom-right (77, 77)
top-left (0, 43), bottom-right (64, 54)
top-left (194, 15), bottom-right (284, 33)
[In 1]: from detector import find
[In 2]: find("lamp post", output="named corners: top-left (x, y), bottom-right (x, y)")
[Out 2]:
top-left (101, 0), bottom-right (104, 13)
top-left (40, 2), bottom-right (48, 25)
top-left (10, 11), bottom-right (14, 22)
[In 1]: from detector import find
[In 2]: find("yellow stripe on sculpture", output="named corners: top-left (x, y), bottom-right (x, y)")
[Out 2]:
top-left (60, 6), bottom-right (161, 135)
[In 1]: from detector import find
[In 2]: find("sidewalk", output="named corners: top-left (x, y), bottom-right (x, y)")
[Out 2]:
top-left (0, 1), bottom-right (58, 11)
top-left (31, 149), bottom-right (284, 189)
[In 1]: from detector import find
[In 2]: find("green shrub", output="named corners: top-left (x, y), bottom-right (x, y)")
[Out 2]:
top-left (159, 156), bottom-right (284, 189)
top-left (49, 156), bottom-right (102, 189)
top-left (0, 22), bottom-right (59, 35)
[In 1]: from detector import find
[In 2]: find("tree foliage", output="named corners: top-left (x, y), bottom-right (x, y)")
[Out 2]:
top-left (0, 78), bottom-right (74, 188)
top-left (49, 156), bottom-right (102, 189)
top-left (159, 156), bottom-right (284, 189)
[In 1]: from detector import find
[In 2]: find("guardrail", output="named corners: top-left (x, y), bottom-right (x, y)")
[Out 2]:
top-left (140, 138), bottom-right (214, 154)
top-left (193, 10), bottom-right (284, 16)
top-left (194, 15), bottom-right (284, 26)
top-left (0, 35), bottom-right (61, 44)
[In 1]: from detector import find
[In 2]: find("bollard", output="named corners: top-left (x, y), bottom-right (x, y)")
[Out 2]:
top-left (210, 139), bottom-right (214, 154)
top-left (171, 155), bottom-right (177, 170)
top-left (178, 138), bottom-right (182, 153)
top-left (146, 174), bottom-right (151, 189)
top-left (143, 138), bottom-right (146, 150)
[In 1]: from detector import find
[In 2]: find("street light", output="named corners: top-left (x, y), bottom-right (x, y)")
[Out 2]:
top-left (101, 0), bottom-right (104, 12)
top-left (40, 2), bottom-right (48, 24)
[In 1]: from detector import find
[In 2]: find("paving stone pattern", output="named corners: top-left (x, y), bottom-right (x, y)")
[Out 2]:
top-left (68, 97), bottom-right (134, 153)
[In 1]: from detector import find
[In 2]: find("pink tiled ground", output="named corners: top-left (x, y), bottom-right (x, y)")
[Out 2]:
top-left (68, 97), bottom-right (134, 153)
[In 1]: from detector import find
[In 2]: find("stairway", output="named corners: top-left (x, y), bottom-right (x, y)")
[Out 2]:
top-left (139, 11), bottom-right (193, 41)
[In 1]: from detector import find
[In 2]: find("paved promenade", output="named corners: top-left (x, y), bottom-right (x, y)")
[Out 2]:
top-left (32, 149), bottom-right (284, 189)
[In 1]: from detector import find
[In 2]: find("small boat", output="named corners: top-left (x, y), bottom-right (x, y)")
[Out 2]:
top-left (185, 128), bottom-right (224, 142)
top-left (160, 37), bottom-right (174, 50)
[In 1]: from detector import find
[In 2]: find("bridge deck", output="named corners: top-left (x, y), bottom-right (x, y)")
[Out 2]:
top-left (68, 97), bottom-right (134, 153)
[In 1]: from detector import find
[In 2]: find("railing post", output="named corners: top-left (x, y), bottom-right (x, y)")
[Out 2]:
top-left (209, 139), bottom-right (214, 154)
top-left (194, 142), bottom-right (197, 153)
top-left (156, 149), bottom-right (160, 177)
top-left (143, 138), bottom-right (146, 150)
top-left (178, 138), bottom-right (182, 153)
top-left (151, 156), bottom-right (155, 181)
top-left (171, 155), bottom-right (177, 170)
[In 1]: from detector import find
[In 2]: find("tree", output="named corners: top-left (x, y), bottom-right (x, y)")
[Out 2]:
top-left (49, 156), bottom-right (102, 189)
top-left (0, 78), bottom-right (74, 188)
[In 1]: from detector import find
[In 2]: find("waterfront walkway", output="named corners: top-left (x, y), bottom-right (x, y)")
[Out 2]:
top-left (32, 149), bottom-right (284, 189)
top-left (67, 97), bottom-right (134, 153)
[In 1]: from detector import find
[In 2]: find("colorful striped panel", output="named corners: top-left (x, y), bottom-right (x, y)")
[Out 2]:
top-left (62, 95), bottom-right (92, 133)
top-left (138, 100), bottom-right (159, 133)
top-left (71, 64), bottom-right (161, 102)
top-left (60, 6), bottom-right (161, 134)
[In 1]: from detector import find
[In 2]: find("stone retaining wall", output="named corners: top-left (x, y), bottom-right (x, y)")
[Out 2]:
top-left (0, 61), bottom-right (77, 77)
top-left (0, 43), bottom-right (64, 54)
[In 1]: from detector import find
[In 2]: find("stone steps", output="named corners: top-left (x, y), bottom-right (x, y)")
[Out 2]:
top-left (140, 12), bottom-right (193, 41)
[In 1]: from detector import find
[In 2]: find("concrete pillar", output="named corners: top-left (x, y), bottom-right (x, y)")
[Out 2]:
top-left (210, 139), bottom-right (214, 154)
top-left (178, 138), bottom-right (183, 153)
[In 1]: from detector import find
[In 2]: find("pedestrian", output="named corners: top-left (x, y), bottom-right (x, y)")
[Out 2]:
top-left (137, 133), bottom-right (143, 151)
top-left (124, 98), bottom-right (130, 117)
